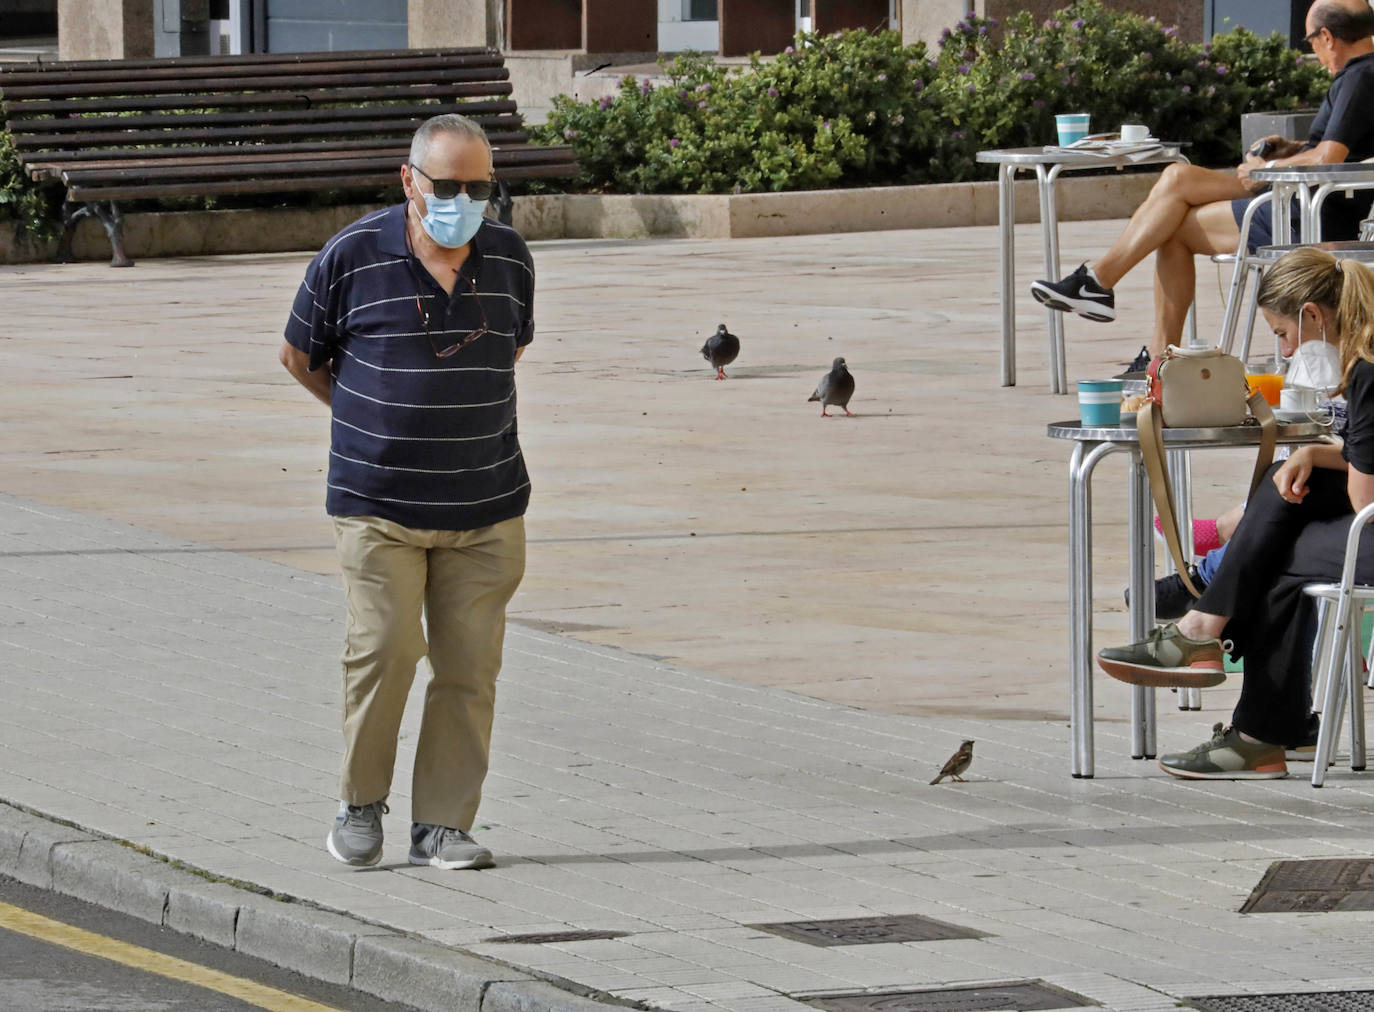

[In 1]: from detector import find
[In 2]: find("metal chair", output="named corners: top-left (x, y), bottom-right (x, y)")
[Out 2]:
top-left (1306, 501), bottom-right (1374, 786)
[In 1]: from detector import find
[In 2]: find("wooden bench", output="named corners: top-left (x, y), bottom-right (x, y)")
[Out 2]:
top-left (0, 47), bottom-right (577, 266)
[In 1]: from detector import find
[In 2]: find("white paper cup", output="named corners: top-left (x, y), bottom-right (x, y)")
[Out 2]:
top-left (1120, 123), bottom-right (1150, 142)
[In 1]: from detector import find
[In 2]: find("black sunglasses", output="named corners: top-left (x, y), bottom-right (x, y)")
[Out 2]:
top-left (410, 164), bottom-right (496, 202)
top-left (413, 273), bottom-right (490, 358)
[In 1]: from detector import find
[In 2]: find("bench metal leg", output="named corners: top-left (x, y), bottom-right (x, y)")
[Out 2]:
top-left (55, 200), bottom-right (134, 267)
top-left (493, 180), bottom-right (514, 227)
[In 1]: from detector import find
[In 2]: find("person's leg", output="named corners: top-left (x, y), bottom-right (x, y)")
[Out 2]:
top-left (1216, 500), bottom-right (1246, 543)
top-left (333, 516), bottom-right (429, 806)
top-left (412, 516), bottom-right (526, 832)
top-left (1093, 164), bottom-right (1248, 289)
top-left (1146, 199), bottom-right (1245, 354)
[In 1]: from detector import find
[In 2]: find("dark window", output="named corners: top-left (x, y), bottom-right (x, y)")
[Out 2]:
top-left (686, 0), bottom-right (718, 20)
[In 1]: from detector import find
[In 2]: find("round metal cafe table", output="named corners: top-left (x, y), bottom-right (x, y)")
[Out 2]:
top-left (1048, 416), bottom-right (1332, 777)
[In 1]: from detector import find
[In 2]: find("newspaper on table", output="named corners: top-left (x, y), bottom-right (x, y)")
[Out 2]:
top-left (1045, 133), bottom-right (1168, 161)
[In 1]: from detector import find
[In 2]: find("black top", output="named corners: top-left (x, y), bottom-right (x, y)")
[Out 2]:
top-left (1341, 358), bottom-right (1374, 473)
top-left (284, 204), bottom-right (535, 532)
top-left (1304, 53), bottom-right (1374, 239)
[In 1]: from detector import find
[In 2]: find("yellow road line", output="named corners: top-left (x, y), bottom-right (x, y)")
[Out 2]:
top-left (0, 900), bottom-right (342, 1012)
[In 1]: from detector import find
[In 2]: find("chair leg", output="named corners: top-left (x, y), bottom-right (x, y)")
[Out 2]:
top-left (1312, 598), bottom-right (1334, 710)
top-left (1218, 255), bottom-right (1250, 355)
top-left (1236, 266), bottom-right (1263, 364)
top-left (1351, 608), bottom-right (1367, 771)
top-left (1312, 601), bottom-right (1346, 787)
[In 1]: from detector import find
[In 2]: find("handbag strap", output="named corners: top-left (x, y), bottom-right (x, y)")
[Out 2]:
top-left (1136, 390), bottom-right (1277, 600)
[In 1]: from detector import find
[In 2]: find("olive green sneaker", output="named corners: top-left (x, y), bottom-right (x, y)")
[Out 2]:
top-left (1159, 723), bottom-right (1288, 779)
top-left (1096, 623), bottom-right (1229, 688)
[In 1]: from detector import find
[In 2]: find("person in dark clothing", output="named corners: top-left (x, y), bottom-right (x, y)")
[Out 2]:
top-left (1097, 247), bottom-right (1374, 779)
top-left (1031, 0), bottom-right (1374, 370)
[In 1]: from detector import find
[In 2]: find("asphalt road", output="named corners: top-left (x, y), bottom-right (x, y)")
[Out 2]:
top-left (0, 875), bottom-right (416, 1011)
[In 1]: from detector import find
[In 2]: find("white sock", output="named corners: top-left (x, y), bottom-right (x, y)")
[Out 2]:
top-left (1086, 265), bottom-right (1104, 286)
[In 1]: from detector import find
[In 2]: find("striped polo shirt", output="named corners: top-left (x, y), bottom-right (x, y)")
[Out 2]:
top-left (284, 203), bottom-right (534, 532)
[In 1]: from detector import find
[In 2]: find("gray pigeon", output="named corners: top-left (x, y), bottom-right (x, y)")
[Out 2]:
top-left (808, 357), bottom-right (855, 416)
top-left (700, 323), bottom-right (740, 380)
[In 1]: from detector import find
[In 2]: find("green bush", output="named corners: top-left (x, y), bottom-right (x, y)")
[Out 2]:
top-left (534, 0), bottom-right (1330, 194)
top-left (0, 128), bottom-right (64, 240)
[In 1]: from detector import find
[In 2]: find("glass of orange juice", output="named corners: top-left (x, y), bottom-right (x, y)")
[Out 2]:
top-left (1247, 373), bottom-right (1283, 406)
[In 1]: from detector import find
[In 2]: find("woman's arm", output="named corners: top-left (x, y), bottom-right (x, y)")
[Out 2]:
top-left (1273, 442), bottom-right (1347, 504)
top-left (1350, 464), bottom-right (1374, 512)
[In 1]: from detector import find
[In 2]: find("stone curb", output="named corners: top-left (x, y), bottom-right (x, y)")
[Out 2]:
top-left (0, 802), bottom-right (620, 1012)
top-left (0, 170), bottom-right (1161, 264)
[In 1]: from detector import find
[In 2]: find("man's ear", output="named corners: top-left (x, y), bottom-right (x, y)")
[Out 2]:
top-left (400, 163), bottom-right (415, 200)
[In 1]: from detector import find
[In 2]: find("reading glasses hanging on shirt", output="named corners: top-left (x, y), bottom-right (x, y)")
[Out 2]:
top-left (409, 269), bottom-right (491, 358)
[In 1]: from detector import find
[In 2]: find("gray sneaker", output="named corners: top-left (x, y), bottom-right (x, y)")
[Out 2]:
top-left (326, 800), bottom-right (388, 866)
top-left (1096, 623), bottom-right (1229, 688)
top-left (409, 823), bottom-right (494, 870)
top-left (1159, 723), bottom-right (1287, 780)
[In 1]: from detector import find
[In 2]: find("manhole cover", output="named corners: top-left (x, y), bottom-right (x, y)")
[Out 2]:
top-left (752, 914), bottom-right (989, 946)
top-left (483, 929), bottom-right (628, 944)
top-left (801, 981), bottom-right (1095, 1012)
top-left (1188, 992), bottom-right (1374, 1010)
top-left (1241, 858), bottom-right (1374, 913)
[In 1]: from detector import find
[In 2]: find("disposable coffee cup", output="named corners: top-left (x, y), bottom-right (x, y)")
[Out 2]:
top-left (1078, 379), bottom-right (1124, 426)
top-left (1120, 123), bottom-right (1150, 142)
top-left (1056, 112), bottom-right (1090, 146)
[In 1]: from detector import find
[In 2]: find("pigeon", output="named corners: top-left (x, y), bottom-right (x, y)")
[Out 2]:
top-left (930, 740), bottom-right (974, 784)
top-left (701, 323), bottom-right (740, 380)
top-left (808, 357), bottom-right (855, 416)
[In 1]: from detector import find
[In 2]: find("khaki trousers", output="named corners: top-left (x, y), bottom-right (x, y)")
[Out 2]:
top-left (332, 514), bottom-right (525, 830)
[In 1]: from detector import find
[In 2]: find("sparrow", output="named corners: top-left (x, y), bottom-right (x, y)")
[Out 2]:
top-left (930, 740), bottom-right (974, 784)
top-left (808, 356), bottom-right (855, 416)
top-left (701, 323), bottom-right (740, 380)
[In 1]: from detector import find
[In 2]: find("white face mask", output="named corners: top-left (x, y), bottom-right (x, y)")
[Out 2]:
top-left (1283, 315), bottom-right (1342, 395)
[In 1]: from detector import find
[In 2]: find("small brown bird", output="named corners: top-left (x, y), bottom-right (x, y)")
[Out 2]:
top-left (930, 740), bottom-right (975, 784)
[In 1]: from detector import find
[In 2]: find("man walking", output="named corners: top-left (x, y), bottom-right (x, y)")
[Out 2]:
top-left (1031, 0), bottom-right (1374, 373)
top-left (280, 114), bottom-right (534, 870)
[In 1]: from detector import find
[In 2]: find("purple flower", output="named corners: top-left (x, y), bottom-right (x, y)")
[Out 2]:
top-left (697, 100), bottom-right (707, 108)
top-left (967, 83), bottom-right (977, 94)
top-left (679, 89), bottom-right (689, 99)
top-left (1019, 71), bottom-right (1036, 81)
top-left (912, 79), bottom-right (924, 92)
top-left (988, 17), bottom-right (998, 27)
top-left (598, 96), bottom-right (613, 109)
top-left (979, 25), bottom-right (988, 35)
top-left (822, 120), bottom-right (832, 129)
top-left (1046, 19), bottom-right (1062, 29)
top-left (956, 20), bottom-right (968, 32)
top-left (640, 80), bottom-right (653, 95)
top-left (784, 45), bottom-right (795, 54)
top-left (696, 82), bottom-right (711, 92)
top-left (1203, 43), bottom-right (1212, 53)
top-left (1205, 84), bottom-right (1216, 97)
top-left (562, 128), bottom-right (578, 139)
top-left (1216, 64), bottom-right (1228, 75)
top-left (957, 63), bottom-right (971, 74)
top-left (1181, 85), bottom-right (1192, 93)
top-left (1072, 18), bottom-right (1084, 29)
top-left (1033, 99), bottom-right (1046, 109)
top-left (876, 72), bottom-right (887, 82)
top-left (1164, 25), bottom-right (1178, 38)
top-left (668, 138), bottom-right (680, 148)
top-left (952, 130), bottom-right (965, 140)
top-left (927, 58), bottom-right (938, 69)
top-left (767, 86), bottom-right (779, 98)
top-left (940, 28), bottom-right (952, 42)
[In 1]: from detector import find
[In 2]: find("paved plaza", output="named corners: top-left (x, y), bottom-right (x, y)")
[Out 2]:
top-left (4, 220), bottom-right (1374, 1010)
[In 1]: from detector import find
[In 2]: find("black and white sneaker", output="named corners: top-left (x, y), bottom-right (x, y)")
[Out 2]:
top-left (1115, 345), bottom-right (1152, 380)
top-left (1030, 264), bottom-right (1116, 322)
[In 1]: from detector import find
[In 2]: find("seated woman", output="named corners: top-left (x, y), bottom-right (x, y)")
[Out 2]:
top-left (1097, 246), bottom-right (1374, 779)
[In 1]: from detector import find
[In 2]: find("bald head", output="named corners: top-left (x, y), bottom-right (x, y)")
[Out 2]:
top-left (1309, 0), bottom-right (1374, 42)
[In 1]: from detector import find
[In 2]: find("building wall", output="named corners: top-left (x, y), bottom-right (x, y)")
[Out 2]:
top-left (58, 0), bottom-right (155, 59)
top-left (900, 0), bottom-right (1206, 50)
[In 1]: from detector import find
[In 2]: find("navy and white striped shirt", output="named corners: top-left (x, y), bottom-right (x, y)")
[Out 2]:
top-left (284, 204), bottom-right (534, 531)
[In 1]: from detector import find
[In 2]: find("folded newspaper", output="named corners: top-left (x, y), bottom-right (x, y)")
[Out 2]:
top-left (1045, 133), bottom-right (1168, 160)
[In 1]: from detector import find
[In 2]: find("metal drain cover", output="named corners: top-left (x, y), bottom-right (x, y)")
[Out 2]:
top-left (1240, 858), bottom-right (1374, 913)
top-left (484, 929), bottom-right (628, 944)
top-left (752, 913), bottom-right (989, 946)
top-left (801, 981), bottom-right (1095, 1012)
top-left (1188, 992), bottom-right (1374, 1010)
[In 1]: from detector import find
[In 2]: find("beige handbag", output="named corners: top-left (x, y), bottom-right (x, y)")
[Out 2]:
top-left (1138, 345), bottom-right (1276, 598)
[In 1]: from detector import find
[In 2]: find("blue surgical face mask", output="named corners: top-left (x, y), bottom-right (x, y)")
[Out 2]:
top-left (415, 191), bottom-right (487, 249)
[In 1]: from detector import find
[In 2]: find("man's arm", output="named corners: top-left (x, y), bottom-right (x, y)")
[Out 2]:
top-left (279, 339), bottom-right (331, 406)
top-left (1237, 137), bottom-right (1350, 188)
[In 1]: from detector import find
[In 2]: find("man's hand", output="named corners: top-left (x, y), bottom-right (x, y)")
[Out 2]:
top-left (1236, 155), bottom-right (1268, 191)
top-left (1274, 446), bottom-right (1314, 504)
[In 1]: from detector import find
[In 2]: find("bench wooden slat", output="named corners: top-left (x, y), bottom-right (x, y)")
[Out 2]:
top-left (16, 100), bottom-right (519, 134)
top-left (13, 113), bottom-right (527, 150)
top-left (0, 46), bottom-right (495, 74)
top-left (69, 153), bottom-right (578, 201)
top-left (4, 82), bottom-right (513, 116)
top-left (0, 50), bottom-right (504, 85)
top-left (0, 66), bottom-right (510, 100)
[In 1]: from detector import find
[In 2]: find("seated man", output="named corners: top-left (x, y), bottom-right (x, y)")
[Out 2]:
top-left (1030, 0), bottom-right (1374, 374)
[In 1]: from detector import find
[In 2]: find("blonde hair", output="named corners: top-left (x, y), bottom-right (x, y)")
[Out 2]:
top-left (1256, 246), bottom-right (1374, 393)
